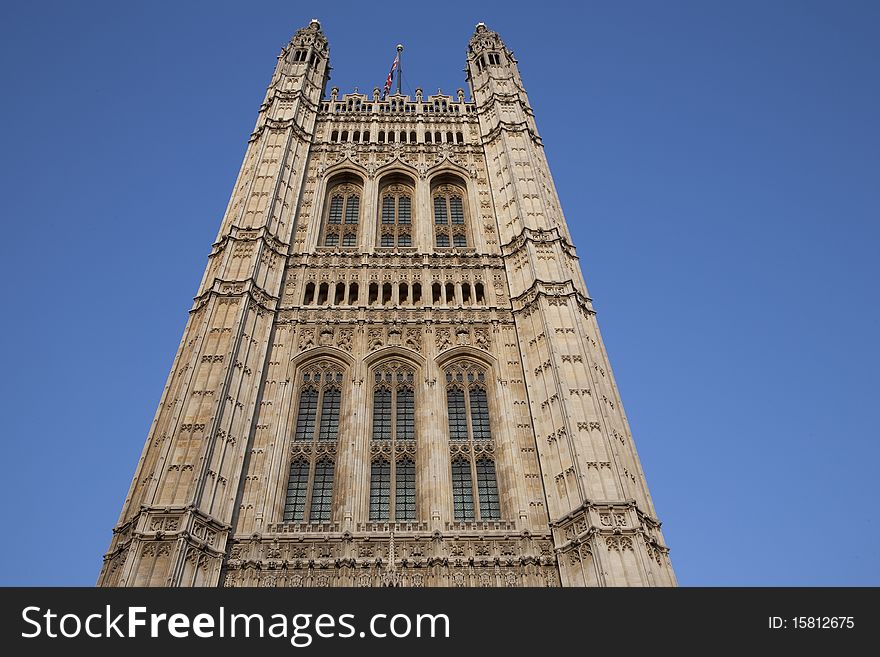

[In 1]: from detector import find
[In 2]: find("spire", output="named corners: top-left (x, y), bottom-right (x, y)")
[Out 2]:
top-left (468, 21), bottom-right (507, 57)
top-left (381, 532), bottom-right (401, 587)
top-left (289, 17), bottom-right (328, 55)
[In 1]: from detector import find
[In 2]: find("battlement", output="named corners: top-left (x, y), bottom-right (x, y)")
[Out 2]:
top-left (321, 90), bottom-right (476, 116)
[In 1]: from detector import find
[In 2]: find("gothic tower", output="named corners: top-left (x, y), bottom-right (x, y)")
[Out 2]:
top-left (99, 20), bottom-right (676, 587)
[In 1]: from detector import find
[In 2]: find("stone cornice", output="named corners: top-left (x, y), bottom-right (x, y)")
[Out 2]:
top-left (471, 77), bottom-right (529, 98)
top-left (509, 279), bottom-right (594, 315)
top-left (250, 117), bottom-right (313, 144)
top-left (501, 225), bottom-right (578, 259)
top-left (210, 225), bottom-right (290, 259)
top-left (191, 277), bottom-right (279, 313)
top-left (317, 112), bottom-right (479, 126)
top-left (261, 86), bottom-right (320, 113)
top-left (227, 555), bottom-right (556, 571)
top-left (225, 529), bottom-right (555, 568)
top-left (548, 499), bottom-right (635, 528)
top-left (472, 88), bottom-right (531, 109)
top-left (286, 252), bottom-right (505, 269)
top-left (311, 142), bottom-right (480, 155)
top-left (480, 120), bottom-right (542, 147)
top-left (103, 506), bottom-right (232, 561)
top-left (275, 308), bottom-right (516, 325)
top-left (548, 499), bottom-right (670, 555)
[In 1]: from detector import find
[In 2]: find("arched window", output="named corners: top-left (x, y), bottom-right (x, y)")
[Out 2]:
top-left (433, 182), bottom-right (469, 248)
top-left (369, 361), bottom-right (417, 521)
top-left (321, 178), bottom-right (361, 249)
top-left (283, 360), bottom-right (344, 523)
top-left (378, 180), bottom-right (414, 248)
top-left (445, 361), bottom-right (500, 521)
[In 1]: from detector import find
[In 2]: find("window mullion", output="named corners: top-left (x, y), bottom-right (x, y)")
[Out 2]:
top-left (390, 386), bottom-right (397, 443)
top-left (313, 387), bottom-right (324, 443)
top-left (469, 450), bottom-right (481, 522)
top-left (389, 456), bottom-right (397, 522)
top-left (464, 387), bottom-right (480, 521)
top-left (396, 196), bottom-right (400, 241)
top-left (303, 386), bottom-right (324, 522)
top-left (464, 385), bottom-right (475, 444)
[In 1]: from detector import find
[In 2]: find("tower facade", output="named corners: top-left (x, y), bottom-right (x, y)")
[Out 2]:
top-left (99, 20), bottom-right (675, 587)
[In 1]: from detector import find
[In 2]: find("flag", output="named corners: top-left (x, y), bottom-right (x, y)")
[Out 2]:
top-left (382, 52), bottom-right (400, 99)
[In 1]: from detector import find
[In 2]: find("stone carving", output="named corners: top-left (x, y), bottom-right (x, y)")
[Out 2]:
top-left (298, 329), bottom-right (315, 351)
top-left (473, 327), bottom-right (490, 350)
top-left (606, 536), bottom-right (635, 552)
top-left (435, 328), bottom-right (452, 351)
top-left (367, 328), bottom-right (384, 351)
top-left (335, 328), bottom-right (353, 351)
top-left (404, 328), bottom-right (422, 352)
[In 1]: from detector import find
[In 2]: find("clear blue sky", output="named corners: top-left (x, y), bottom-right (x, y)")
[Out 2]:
top-left (1, 1), bottom-right (877, 586)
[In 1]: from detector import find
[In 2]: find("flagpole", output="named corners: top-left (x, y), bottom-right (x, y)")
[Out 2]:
top-left (396, 44), bottom-right (403, 95)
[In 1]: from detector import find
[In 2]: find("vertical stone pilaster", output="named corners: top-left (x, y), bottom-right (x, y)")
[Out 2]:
top-left (467, 23), bottom-right (676, 586)
top-left (100, 20), bottom-right (330, 587)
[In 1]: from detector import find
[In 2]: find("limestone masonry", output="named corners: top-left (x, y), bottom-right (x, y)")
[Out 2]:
top-left (99, 20), bottom-right (676, 587)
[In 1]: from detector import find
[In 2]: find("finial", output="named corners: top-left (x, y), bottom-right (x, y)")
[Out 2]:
top-left (381, 531), bottom-right (400, 587)
top-left (476, 22), bottom-right (486, 30)
top-left (397, 44), bottom-right (404, 52)
top-left (310, 18), bottom-right (320, 27)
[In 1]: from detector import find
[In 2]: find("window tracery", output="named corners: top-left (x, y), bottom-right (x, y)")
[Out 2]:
top-left (369, 361), bottom-right (417, 521)
top-left (433, 183), bottom-right (469, 248)
top-left (321, 181), bottom-right (361, 249)
top-left (445, 361), bottom-right (500, 521)
top-left (284, 360), bottom-right (344, 523)
top-left (378, 183), bottom-right (414, 248)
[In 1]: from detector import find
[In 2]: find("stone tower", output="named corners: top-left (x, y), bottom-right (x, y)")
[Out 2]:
top-left (99, 20), bottom-right (675, 587)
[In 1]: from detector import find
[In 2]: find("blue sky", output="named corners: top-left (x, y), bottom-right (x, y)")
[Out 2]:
top-left (1, 1), bottom-right (877, 586)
